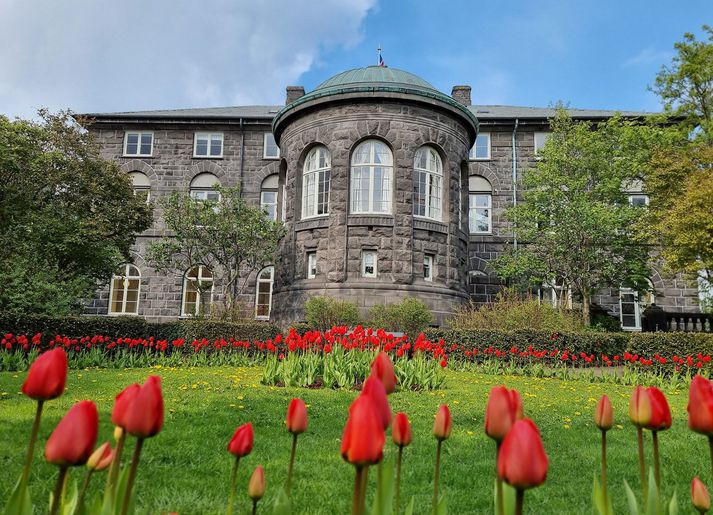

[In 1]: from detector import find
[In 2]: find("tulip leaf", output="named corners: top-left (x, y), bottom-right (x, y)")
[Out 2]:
top-left (435, 494), bottom-right (447, 515)
top-left (113, 467), bottom-right (134, 515)
top-left (2, 474), bottom-right (33, 515)
top-left (646, 468), bottom-right (659, 515)
top-left (668, 492), bottom-right (678, 515)
top-left (624, 480), bottom-right (640, 515)
top-left (404, 497), bottom-right (415, 515)
top-left (60, 477), bottom-right (78, 515)
top-left (271, 486), bottom-right (292, 515)
top-left (592, 474), bottom-right (614, 515)
top-left (371, 460), bottom-right (394, 515)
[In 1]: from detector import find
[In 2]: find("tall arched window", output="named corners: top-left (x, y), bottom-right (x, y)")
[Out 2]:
top-left (109, 264), bottom-right (141, 315)
top-left (255, 266), bottom-right (274, 319)
top-left (189, 173), bottom-right (220, 201)
top-left (128, 172), bottom-right (151, 203)
top-left (182, 265), bottom-right (213, 317)
top-left (350, 140), bottom-right (393, 214)
top-left (260, 174), bottom-right (279, 221)
top-left (302, 146), bottom-right (331, 218)
top-left (413, 146), bottom-right (443, 220)
top-left (469, 176), bottom-right (492, 234)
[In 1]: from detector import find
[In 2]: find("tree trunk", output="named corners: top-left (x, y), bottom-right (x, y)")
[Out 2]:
top-left (582, 288), bottom-right (591, 326)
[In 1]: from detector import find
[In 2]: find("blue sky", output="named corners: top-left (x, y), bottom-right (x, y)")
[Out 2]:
top-left (0, 0), bottom-right (711, 118)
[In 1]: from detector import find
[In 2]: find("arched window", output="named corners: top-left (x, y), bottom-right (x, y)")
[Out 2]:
top-left (302, 146), bottom-right (331, 218)
top-left (189, 173), bottom-right (220, 201)
top-left (182, 265), bottom-right (213, 317)
top-left (469, 176), bottom-right (492, 234)
top-left (260, 174), bottom-right (279, 221)
top-left (128, 172), bottom-right (151, 203)
top-left (350, 140), bottom-right (393, 214)
top-left (109, 264), bottom-right (141, 315)
top-left (413, 146), bottom-right (443, 220)
top-left (255, 266), bottom-right (274, 319)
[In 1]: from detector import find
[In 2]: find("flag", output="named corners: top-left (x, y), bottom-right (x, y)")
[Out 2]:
top-left (378, 52), bottom-right (386, 67)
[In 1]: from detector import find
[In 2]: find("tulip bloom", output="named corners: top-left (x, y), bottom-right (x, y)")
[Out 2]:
top-left (122, 376), bottom-right (163, 438)
top-left (594, 395), bottom-right (613, 431)
top-left (341, 395), bottom-right (385, 466)
top-left (112, 383), bottom-right (140, 428)
top-left (392, 412), bottom-right (412, 515)
top-left (285, 399), bottom-right (307, 494)
top-left (433, 405), bottom-right (451, 441)
top-left (45, 401), bottom-right (99, 467)
top-left (646, 387), bottom-right (672, 431)
top-left (228, 422), bottom-right (254, 458)
top-left (629, 386), bottom-right (652, 428)
top-left (692, 477), bottom-right (711, 513)
top-left (371, 352), bottom-right (397, 394)
top-left (22, 348), bottom-right (67, 401)
top-left (361, 374), bottom-right (392, 430)
top-left (689, 375), bottom-right (713, 436)
top-left (485, 386), bottom-right (523, 442)
top-left (87, 442), bottom-right (114, 471)
top-left (248, 465), bottom-right (265, 500)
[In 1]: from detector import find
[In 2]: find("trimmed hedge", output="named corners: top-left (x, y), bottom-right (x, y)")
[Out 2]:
top-left (0, 313), bottom-right (280, 343)
top-left (627, 332), bottom-right (713, 358)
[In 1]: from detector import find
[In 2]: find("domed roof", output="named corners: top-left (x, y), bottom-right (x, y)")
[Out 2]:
top-left (314, 66), bottom-right (438, 93)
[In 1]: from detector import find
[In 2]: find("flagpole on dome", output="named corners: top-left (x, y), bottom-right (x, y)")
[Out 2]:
top-left (377, 44), bottom-right (381, 66)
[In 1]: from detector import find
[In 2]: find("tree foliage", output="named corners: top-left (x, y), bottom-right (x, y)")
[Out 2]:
top-left (147, 186), bottom-right (285, 318)
top-left (0, 110), bottom-right (152, 314)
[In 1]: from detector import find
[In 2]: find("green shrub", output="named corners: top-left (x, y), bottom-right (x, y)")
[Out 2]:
top-left (367, 297), bottom-right (434, 336)
top-left (626, 332), bottom-right (713, 357)
top-left (304, 296), bottom-right (361, 331)
top-left (448, 288), bottom-right (586, 332)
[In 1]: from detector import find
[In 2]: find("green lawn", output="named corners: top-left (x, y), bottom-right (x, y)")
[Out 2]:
top-left (0, 366), bottom-right (705, 514)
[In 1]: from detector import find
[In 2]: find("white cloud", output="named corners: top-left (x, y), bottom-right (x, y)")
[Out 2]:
top-left (623, 48), bottom-right (675, 68)
top-left (0, 0), bottom-right (376, 118)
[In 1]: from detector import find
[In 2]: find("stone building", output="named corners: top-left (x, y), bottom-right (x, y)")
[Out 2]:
top-left (82, 66), bottom-right (701, 328)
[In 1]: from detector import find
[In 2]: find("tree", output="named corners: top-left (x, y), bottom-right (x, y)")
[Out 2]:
top-left (147, 186), bottom-right (285, 318)
top-left (492, 108), bottom-right (664, 325)
top-left (0, 110), bottom-right (152, 315)
top-left (651, 25), bottom-right (713, 140)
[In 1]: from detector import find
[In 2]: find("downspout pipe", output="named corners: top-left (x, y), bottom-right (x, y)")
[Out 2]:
top-left (512, 118), bottom-right (519, 250)
top-left (238, 118), bottom-right (245, 197)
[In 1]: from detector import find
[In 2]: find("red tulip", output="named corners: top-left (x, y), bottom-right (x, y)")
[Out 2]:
top-left (248, 465), bottom-right (265, 500)
top-left (121, 376), bottom-right (163, 438)
top-left (497, 418), bottom-right (548, 490)
top-left (228, 422), bottom-right (254, 458)
top-left (646, 387), bottom-right (672, 431)
top-left (485, 386), bottom-right (522, 442)
top-left (692, 476), bottom-right (711, 512)
top-left (595, 395), bottom-right (613, 431)
top-left (433, 405), bottom-right (451, 441)
top-left (689, 375), bottom-right (713, 436)
top-left (362, 374), bottom-right (392, 429)
top-left (87, 442), bottom-right (114, 471)
top-left (22, 348), bottom-right (67, 401)
top-left (392, 412), bottom-right (412, 447)
top-left (45, 401), bottom-right (98, 466)
top-left (341, 394), bottom-right (385, 466)
top-left (286, 398), bottom-right (307, 435)
top-left (371, 352), bottom-right (397, 394)
top-left (111, 383), bottom-right (140, 428)
top-left (629, 386), bottom-right (652, 427)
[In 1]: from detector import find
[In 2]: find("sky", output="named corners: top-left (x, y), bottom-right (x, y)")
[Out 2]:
top-left (1, 0), bottom-right (711, 119)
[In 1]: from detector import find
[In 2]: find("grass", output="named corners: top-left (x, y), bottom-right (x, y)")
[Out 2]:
top-left (0, 366), bottom-right (706, 514)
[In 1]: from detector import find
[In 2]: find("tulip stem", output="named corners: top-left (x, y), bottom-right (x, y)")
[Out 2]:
top-left (652, 430), bottom-right (661, 490)
top-left (637, 427), bottom-right (647, 502)
top-left (251, 499), bottom-right (258, 515)
top-left (226, 456), bottom-right (241, 515)
top-left (395, 446), bottom-right (403, 515)
top-left (359, 466), bottom-right (369, 514)
top-left (120, 437), bottom-right (144, 515)
top-left (77, 469), bottom-right (94, 513)
top-left (432, 440), bottom-right (442, 515)
top-left (107, 430), bottom-right (126, 500)
top-left (22, 400), bottom-right (44, 486)
top-left (287, 433), bottom-right (298, 495)
top-left (601, 430), bottom-right (608, 504)
top-left (352, 466), bottom-right (364, 515)
top-left (49, 466), bottom-right (68, 515)
top-left (514, 489), bottom-right (524, 515)
top-left (496, 441), bottom-right (504, 515)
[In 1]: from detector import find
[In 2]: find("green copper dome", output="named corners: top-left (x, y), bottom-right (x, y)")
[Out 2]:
top-left (314, 66), bottom-right (438, 93)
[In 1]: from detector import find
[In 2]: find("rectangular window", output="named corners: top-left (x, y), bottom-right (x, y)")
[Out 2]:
top-left (628, 194), bottom-right (649, 207)
top-left (133, 187), bottom-right (151, 203)
top-left (307, 251), bottom-right (317, 279)
top-left (194, 132), bottom-right (223, 158)
top-left (424, 254), bottom-right (434, 281)
top-left (620, 289), bottom-right (641, 331)
top-left (260, 191), bottom-right (278, 221)
top-left (263, 133), bottom-right (280, 159)
top-left (123, 131), bottom-right (153, 156)
top-left (190, 189), bottom-right (221, 202)
top-left (469, 133), bottom-right (491, 160)
top-left (361, 250), bottom-right (377, 278)
top-left (534, 132), bottom-right (550, 155)
top-left (469, 193), bottom-right (492, 233)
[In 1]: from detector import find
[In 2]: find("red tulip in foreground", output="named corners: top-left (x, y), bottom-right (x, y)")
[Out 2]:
top-left (107, 383), bottom-right (140, 497)
top-left (285, 398), bottom-right (307, 494)
top-left (371, 351), bottom-right (397, 394)
top-left (392, 412), bottom-right (412, 514)
top-left (692, 476), bottom-right (711, 514)
top-left (45, 400), bottom-right (99, 515)
top-left (688, 375), bottom-right (713, 483)
top-left (646, 386), bottom-right (672, 489)
top-left (629, 385), bottom-right (652, 498)
top-left (248, 465), bottom-right (265, 515)
top-left (594, 395), bottom-right (613, 506)
top-left (227, 422), bottom-right (254, 515)
top-left (79, 442), bottom-right (114, 508)
top-left (362, 373), bottom-right (392, 430)
top-left (432, 405), bottom-right (451, 514)
top-left (497, 418), bottom-right (548, 514)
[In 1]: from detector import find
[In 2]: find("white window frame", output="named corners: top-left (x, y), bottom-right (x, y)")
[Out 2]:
top-left (469, 133), bottom-right (491, 160)
top-left (193, 132), bottom-right (224, 158)
top-left (350, 140), bottom-right (393, 215)
top-left (361, 250), bottom-right (377, 278)
top-left (128, 172), bottom-right (151, 203)
top-left (181, 265), bottom-right (214, 317)
top-left (108, 264), bottom-right (141, 315)
top-left (260, 190), bottom-right (278, 221)
top-left (255, 266), bottom-right (275, 319)
top-left (619, 288), bottom-right (642, 331)
top-left (123, 131), bottom-right (154, 157)
top-left (628, 194), bottom-right (649, 207)
top-left (534, 132), bottom-right (550, 156)
top-left (469, 193), bottom-right (492, 234)
top-left (263, 133), bottom-right (280, 159)
top-left (307, 251), bottom-right (317, 279)
top-left (413, 146), bottom-right (443, 221)
top-left (302, 146), bottom-right (331, 219)
top-left (424, 254), bottom-right (434, 281)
